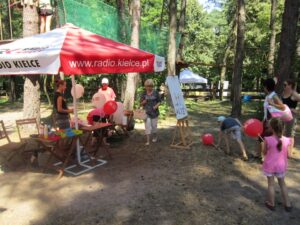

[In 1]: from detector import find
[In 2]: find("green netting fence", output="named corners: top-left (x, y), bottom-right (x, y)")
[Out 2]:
top-left (57, 0), bottom-right (179, 57)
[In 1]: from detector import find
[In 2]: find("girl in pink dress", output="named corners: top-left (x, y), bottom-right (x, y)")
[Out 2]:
top-left (263, 118), bottom-right (292, 212)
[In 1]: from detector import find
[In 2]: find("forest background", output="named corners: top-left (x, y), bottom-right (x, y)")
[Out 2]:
top-left (0, 0), bottom-right (299, 119)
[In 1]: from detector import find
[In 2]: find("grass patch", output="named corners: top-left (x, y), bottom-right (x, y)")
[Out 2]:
top-left (0, 97), bottom-right (8, 104)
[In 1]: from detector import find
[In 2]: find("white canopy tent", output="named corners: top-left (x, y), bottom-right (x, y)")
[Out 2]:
top-left (179, 69), bottom-right (207, 84)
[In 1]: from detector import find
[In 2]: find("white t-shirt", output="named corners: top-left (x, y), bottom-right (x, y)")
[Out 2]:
top-left (264, 91), bottom-right (276, 120)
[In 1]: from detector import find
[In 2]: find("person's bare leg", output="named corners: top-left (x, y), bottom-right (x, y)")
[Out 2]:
top-left (266, 176), bottom-right (275, 206)
top-left (277, 177), bottom-right (291, 207)
top-left (45, 15), bottom-right (53, 32)
top-left (145, 134), bottom-right (150, 145)
top-left (237, 139), bottom-right (248, 160)
top-left (103, 137), bottom-right (110, 146)
top-left (40, 16), bottom-right (46, 33)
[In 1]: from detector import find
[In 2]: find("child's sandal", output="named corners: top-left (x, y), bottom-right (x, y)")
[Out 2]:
top-left (284, 204), bottom-right (293, 212)
top-left (265, 201), bottom-right (275, 211)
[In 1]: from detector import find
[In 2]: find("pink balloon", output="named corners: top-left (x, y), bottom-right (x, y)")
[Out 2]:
top-left (244, 119), bottom-right (263, 137)
top-left (92, 92), bottom-right (106, 108)
top-left (202, 133), bottom-right (214, 145)
top-left (71, 84), bottom-right (84, 99)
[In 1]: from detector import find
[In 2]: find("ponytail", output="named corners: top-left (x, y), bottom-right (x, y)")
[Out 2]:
top-left (269, 118), bottom-right (284, 152)
top-left (276, 137), bottom-right (282, 152)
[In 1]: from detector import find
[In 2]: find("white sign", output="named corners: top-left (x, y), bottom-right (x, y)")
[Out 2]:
top-left (166, 76), bottom-right (188, 120)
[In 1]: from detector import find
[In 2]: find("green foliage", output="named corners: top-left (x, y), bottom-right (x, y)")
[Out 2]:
top-left (0, 1), bottom-right (22, 39)
top-left (184, 0), bottom-right (229, 82)
top-left (0, 0), bottom-right (293, 103)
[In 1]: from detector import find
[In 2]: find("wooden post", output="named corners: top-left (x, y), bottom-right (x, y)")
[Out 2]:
top-left (171, 118), bottom-right (193, 149)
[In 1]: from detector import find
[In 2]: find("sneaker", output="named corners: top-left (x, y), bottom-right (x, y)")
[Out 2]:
top-left (145, 142), bottom-right (150, 146)
top-left (152, 137), bottom-right (157, 143)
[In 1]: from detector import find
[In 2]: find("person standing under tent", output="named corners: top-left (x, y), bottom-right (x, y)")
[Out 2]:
top-left (53, 80), bottom-right (73, 129)
top-left (140, 79), bottom-right (161, 146)
top-left (97, 77), bottom-right (117, 124)
top-left (281, 79), bottom-right (300, 156)
top-left (38, 0), bottom-right (56, 33)
top-left (98, 78), bottom-right (116, 102)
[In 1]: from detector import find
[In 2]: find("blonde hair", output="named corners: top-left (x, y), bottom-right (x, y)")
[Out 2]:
top-left (144, 79), bottom-right (154, 87)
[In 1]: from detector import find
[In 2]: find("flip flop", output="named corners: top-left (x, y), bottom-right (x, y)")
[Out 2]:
top-left (265, 201), bottom-right (275, 211)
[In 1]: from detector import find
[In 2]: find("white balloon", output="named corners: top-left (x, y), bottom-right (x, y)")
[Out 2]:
top-left (92, 92), bottom-right (106, 108)
top-left (71, 84), bottom-right (84, 99)
top-left (113, 102), bottom-right (124, 124)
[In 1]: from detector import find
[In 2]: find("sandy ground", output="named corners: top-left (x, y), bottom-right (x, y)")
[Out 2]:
top-left (0, 101), bottom-right (300, 225)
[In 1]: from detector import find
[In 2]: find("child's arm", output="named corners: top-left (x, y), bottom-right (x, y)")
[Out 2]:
top-left (216, 123), bottom-right (224, 148)
top-left (235, 119), bottom-right (243, 127)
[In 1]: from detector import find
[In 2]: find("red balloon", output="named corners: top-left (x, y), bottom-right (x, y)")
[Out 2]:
top-left (103, 100), bottom-right (118, 115)
top-left (202, 133), bottom-right (214, 145)
top-left (244, 118), bottom-right (263, 137)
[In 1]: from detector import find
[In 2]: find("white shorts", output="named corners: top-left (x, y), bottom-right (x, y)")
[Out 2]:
top-left (224, 125), bottom-right (241, 140)
top-left (263, 171), bottom-right (286, 178)
top-left (144, 117), bottom-right (158, 135)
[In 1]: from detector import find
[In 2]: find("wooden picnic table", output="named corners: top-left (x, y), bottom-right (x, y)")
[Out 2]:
top-left (80, 123), bottom-right (113, 159)
top-left (31, 133), bottom-right (81, 178)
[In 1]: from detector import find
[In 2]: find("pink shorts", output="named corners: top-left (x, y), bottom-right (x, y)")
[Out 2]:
top-left (263, 171), bottom-right (286, 178)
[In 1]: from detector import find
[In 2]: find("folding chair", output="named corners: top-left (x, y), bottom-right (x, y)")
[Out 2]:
top-left (0, 120), bottom-right (27, 170)
top-left (15, 118), bottom-right (44, 167)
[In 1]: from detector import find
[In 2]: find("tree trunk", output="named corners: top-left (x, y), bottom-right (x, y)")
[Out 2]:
top-left (231, 0), bottom-right (245, 118)
top-left (0, 13), bottom-right (3, 40)
top-left (176, 0), bottom-right (186, 64)
top-left (167, 0), bottom-right (177, 76)
top-left (219, 15), bottom-right (237, 100)
top-left (160, 0), bottom-right (167, 29)
top-left (117, 0), bottom-right (126, 42)
top-left (124, 0), bottom-right (140, 110)
top-left (43, 75), bottom-right (51, 106)
top-left (267, 0), bottom-right (277, 77)
top-left (276, 0), bottom-right (300, 93)
top-left (9, 76), bottom-right (16, 103)
top-left (23, 4), bottom-right (40, 123)
top-left (294, 32), bottom-right (300, 82)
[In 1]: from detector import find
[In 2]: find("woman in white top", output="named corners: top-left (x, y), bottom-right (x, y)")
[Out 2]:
top-left (257, 78), bottom-right (284, 159)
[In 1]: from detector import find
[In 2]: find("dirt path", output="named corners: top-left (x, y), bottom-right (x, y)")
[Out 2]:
top-left (0, 101), bottom-right (299, 225)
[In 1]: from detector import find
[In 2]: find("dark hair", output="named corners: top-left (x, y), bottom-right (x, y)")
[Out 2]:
top-left (269, 118), bottom-right (284, 151)
top-left (285, 79), bottom-right (296, 89)
top-left (263, 78), bottom-right (276, 92)
top-left (55, 80), bottom-right (66, 88)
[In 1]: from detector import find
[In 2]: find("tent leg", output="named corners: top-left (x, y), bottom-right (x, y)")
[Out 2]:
top-left (69, 75), bottom-right (107, 176)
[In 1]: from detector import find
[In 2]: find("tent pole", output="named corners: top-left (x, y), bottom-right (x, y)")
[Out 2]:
top-left (71, 75), bottom-right (79, 129)
top-left (71, 75), bottom-right (82, 165)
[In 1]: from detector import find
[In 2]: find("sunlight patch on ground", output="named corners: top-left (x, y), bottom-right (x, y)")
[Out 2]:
top-left (0, 173), bottom-right (107, 225)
